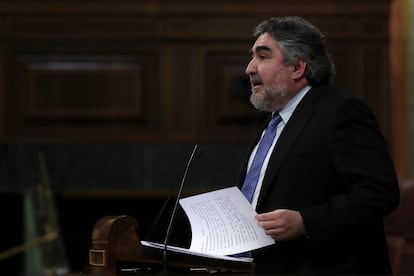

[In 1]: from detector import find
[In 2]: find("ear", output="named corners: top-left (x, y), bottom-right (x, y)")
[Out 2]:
top-left (291, 59), bottom-right (307, 80)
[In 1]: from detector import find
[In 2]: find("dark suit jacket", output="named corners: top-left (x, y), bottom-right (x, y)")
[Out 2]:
top-left (238, 84), bottom-right (399, 274)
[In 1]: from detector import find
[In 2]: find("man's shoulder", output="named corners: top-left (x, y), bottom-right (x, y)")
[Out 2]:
top-left (310, 84), bottom-right (358, 104)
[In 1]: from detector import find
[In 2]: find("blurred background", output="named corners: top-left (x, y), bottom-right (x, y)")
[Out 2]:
top-left (0, 0), bottom-right (412, 274)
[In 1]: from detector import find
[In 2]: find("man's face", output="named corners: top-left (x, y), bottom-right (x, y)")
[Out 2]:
top-left (245, 33), bottom-right (296, 112)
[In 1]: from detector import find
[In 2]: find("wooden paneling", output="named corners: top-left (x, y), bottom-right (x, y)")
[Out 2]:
top-left (6, 51), bottom-right (161, 139)
top-left (0, 0), bottom-right (392, 142)
top-left (163, 45), bottom-right (199, 140)
top-left (390, 0), bottom-right (408, 178)
top-left (361, 46), bottom-right (390, 134)
top-left (202, 46), bottom-right (266, 140)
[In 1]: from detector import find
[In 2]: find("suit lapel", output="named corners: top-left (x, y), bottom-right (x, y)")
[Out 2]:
top-left (256, 86), bottom-right (322, 208)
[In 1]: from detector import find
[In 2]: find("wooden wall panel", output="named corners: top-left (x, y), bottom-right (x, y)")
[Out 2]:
top-left (164, 46), bottom-right (199, 140)
top-left (202, 47), bottom-right (267, 140)
top-left (6, 51), bottom-right (161, 139)
top-left (7, 15), bottom-right (166, 39)
top-left (361, 46), bottom-right (390, 135)
top-left (0, 0), bottom-right (392, 142)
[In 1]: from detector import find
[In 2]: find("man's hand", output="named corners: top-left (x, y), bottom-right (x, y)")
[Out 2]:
top-left (256, 209), bottom-right (305, 241)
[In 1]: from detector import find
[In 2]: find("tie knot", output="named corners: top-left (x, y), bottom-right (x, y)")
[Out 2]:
top-left (269, 113), bottom-right (282, 129)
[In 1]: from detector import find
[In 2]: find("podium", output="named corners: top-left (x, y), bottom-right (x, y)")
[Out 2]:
top-left (89, 215), bottom-right (255, 275)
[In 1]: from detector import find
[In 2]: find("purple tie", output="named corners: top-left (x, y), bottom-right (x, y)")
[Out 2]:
top-left (241, 114), bottom-right (282, 202)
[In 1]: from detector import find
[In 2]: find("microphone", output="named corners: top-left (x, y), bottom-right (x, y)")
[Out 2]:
top-left (162, 144), bottom-right (201, 271)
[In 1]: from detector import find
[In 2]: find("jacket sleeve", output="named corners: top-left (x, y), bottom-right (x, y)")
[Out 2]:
top-left (299, 97), bottom-right (399, 245)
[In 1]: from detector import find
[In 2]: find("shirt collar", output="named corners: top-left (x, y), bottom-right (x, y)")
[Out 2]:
top-left (275, 84), bottom-right (312, 124)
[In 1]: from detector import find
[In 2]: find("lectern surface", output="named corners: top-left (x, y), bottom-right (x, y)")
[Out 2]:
top-left (89, 216), bottom-right (255, 275)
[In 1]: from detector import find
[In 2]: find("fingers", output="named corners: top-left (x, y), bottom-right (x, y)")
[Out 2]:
top-left (256, 209), bottom-right (285, 228)
top-left (255, 209), bottom-right (305, 241)
top-left (257, 216), bottom-right (284, 231)
top-left (264, 227), bottom-right (286, 240)
top-left (258, 218), bottom-right (287, 240)
top-left (256, 210), bottom-right (279, 221)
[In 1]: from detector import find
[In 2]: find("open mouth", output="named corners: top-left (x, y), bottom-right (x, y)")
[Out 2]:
top-left (252, 82), bottom-right (263, 88)
top-left (250, 75), bottom-right (263, 88)
top-left (251, 81), bottom-right (263, 91)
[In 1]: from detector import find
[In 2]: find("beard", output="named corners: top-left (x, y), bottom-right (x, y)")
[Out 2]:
top-left (249, 85), bottom-right (290, 112)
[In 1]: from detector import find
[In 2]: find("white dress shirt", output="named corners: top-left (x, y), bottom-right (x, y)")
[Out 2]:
top-left (248, 85), bottom-right (312, 208)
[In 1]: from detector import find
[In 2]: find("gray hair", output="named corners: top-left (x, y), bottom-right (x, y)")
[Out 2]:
top-left (253, 16), bottom-right (335, 86)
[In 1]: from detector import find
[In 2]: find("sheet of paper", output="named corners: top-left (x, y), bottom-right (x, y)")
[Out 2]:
top-left (140, 240), bottom-right (252, 263)
top-left (179, 186), bottom-right (274, 256)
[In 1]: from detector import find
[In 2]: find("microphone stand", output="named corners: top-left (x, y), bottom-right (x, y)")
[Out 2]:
top-left (162, 144), bottom-right (199, 272)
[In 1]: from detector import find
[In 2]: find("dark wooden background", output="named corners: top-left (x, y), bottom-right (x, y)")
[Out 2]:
top-left (0, 0), bottom-right (392, 273)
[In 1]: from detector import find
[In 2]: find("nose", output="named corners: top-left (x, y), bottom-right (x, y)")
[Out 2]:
top-left (245, 58), bottom-right (256, 75)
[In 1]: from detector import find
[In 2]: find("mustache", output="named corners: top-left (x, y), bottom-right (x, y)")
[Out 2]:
top-left (249, 74), bottom-right (262, 86)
